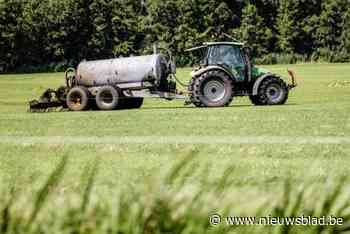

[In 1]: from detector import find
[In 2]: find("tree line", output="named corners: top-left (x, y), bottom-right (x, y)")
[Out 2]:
top-left (0, 0), bottom-right (349, 72)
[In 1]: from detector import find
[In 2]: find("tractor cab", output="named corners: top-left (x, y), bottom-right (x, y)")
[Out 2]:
top-left (187, 42), bottom-right (252, 83)
top-left (204, 42), bottom-right (250, 82)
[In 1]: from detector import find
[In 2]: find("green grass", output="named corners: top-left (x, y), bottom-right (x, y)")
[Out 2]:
top-left (0, 64), bottom-right (350, 233)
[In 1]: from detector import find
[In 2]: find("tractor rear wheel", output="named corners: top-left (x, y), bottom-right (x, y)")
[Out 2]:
top-left (252, 76), bottom-right (289, 105)
top-left (66, 86), bottom-right (90, 111)
top-left (96, 86), bottom-right (119, 111)
top-left (189, 70), bottom-right (234, 107)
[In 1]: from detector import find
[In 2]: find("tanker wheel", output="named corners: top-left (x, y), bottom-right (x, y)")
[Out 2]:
top-left (189, 70), bottom-right (233, 107)
top-left (252, 76), bottom-right (289, 105)
top-left (66, 86), bottom-right (90, 111)
top-left (96, 86), bottom-right (119, 111)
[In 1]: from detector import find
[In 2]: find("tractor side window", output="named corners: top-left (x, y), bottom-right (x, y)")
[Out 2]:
top-left (224, 46), bottom-right (244, 67)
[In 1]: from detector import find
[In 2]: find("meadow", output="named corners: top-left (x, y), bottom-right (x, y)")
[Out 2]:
top-left (0, 64), bottom-right (350, 233)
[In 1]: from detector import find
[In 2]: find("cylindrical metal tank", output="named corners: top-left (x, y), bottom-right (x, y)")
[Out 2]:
top-left (76, 54), bottom-right (169, 87)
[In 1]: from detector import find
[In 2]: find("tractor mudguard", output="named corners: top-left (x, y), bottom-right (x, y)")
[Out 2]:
top-left (252, 73), bottom-right (274, 96)
top-left (191, 65), bottom-right (236, 81)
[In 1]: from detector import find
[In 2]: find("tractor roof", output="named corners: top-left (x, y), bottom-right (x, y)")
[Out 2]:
top-left (203, 42), bottom-right (245, 47)
top-left (185, 41), bottom-right (244, 52)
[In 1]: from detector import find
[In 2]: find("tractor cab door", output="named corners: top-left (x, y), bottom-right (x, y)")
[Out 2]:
top-left (207, 45), bottom-right (247, 82)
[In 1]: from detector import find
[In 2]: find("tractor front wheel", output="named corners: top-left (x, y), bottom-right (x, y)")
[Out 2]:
top-left (251, 76), bottom-right (289, 105)
top-left (189, 70), bottom-right (234, 107)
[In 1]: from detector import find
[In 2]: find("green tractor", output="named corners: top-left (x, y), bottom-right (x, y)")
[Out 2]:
top-left (186, 42), bottom-right (297, 107)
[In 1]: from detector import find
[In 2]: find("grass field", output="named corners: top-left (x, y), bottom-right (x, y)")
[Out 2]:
top-left (0, 63), bottom-right (350, 233)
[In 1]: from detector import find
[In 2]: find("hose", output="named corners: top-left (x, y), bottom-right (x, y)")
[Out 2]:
top-left (173, 74), bottom-right (189, 88)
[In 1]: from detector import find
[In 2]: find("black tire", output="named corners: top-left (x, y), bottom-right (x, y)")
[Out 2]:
top-left (188, 70), bottom-right (234, 107)
top-left (249, 95), bottom-right (264, 105)
top-left (252, 76), bottom-right (289, 105)
top-left (66, 86), bottom-right (90, 111)
top-left (127, 98), bottom-right (144, 109)
top-left (118, 97), bottom-right (144, 109)
top-left (95, 86), bottom-right (119, 111)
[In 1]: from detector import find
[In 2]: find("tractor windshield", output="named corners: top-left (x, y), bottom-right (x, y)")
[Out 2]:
top-left (207, 45), bottom-right (244, 68)
top-left (207, 45), bottom-right (246, 81)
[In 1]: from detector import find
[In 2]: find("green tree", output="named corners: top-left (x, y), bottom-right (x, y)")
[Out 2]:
top-left (208, 1), bottom-right (235, 40)
top-left (89, 0), bottom-right (115, 58)
top-left (21, 0), bottom-right (68, 65)
top-left (237, 3), bottom-right (272, 58)
top-left (316, 0), bottom-right (349, 61)
top-left (277, 0), bottom-right (321, 56)
top-left (338, 7), bottom-right (350, 61)
top-left (141, 0), bottom-right (179, 54)
top-left (110, 0), bottom-right (141, 56)
top-left (1, 0), bottom-right (350, 71)
top-left (67, 0), bottom-right (94, 61)
top-left (0, 0), bottom-right (25, 71)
